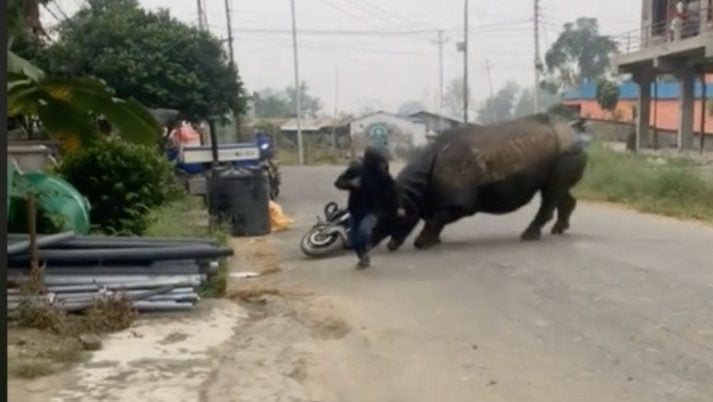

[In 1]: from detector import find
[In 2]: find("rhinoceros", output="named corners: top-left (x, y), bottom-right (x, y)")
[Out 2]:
top-left (370, 113), bottom-right (589, 250)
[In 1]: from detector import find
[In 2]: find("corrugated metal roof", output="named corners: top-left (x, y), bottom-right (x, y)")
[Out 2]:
top-left (280, 117), bottom-right (351, 131)
top-left (408, 110), bottom-right (462, 124)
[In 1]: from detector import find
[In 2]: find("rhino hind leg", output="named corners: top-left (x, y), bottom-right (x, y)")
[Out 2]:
top-left (551, 193), bottom-right (577, 235)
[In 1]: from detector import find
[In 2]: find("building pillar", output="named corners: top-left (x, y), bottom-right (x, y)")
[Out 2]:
top-left (677, 68), bottom-right (696, 150)
top-left (633, 70), bottom-right (653, 152)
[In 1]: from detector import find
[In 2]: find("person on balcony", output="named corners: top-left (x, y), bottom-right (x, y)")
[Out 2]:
top-left (671, 1), bottom-right (688, 41)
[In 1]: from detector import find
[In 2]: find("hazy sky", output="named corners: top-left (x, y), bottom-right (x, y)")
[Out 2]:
top-left (47, 0), bottom-right (641, 116)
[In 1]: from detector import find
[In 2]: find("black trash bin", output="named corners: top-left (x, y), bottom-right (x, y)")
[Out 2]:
top-left (207, 168), bottom-right (270, 237)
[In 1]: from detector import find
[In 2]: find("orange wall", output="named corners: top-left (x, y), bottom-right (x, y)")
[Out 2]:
top-left (565, 99), bottom-right (713, 134)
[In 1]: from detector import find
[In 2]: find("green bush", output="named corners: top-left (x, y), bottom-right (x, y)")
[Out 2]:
top-left (56, 139), bottom-right (180, 234)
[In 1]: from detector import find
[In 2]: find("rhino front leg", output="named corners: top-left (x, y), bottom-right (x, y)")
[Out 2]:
top-left (369, 219), bottom-right (391, 248)
top-left (414, 208), bottom-right (464, 249)
top-left (521, 191), bottom-right (557, 241)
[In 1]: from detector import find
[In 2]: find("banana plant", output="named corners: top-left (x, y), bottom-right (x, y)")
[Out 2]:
top-left (7, 0), bottom-right (161, 152)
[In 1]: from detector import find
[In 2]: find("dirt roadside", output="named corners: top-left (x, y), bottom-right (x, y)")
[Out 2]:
top-left (8, 236), bottom-right (353, 402)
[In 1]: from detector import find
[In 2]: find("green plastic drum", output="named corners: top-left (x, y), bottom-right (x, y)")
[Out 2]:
top-left (9, 172), bottom-right (92, 234)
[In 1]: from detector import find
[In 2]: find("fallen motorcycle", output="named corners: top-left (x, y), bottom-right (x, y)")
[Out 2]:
top-left (300, 202), bottom-right (351, 257)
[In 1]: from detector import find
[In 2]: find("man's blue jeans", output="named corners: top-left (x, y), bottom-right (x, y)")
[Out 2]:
top-left (349, 213), bottom-right (378, 259)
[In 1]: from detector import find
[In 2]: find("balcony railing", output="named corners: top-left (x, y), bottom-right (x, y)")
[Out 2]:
top-left (612, 4), bottom-right (712, 54)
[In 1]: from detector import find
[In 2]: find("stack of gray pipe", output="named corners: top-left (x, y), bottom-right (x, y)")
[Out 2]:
top-left (7, 232), bottom-right (233, 312)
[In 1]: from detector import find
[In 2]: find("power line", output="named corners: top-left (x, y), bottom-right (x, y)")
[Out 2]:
top-left (226, 20), bottom-right (534, 37)
top-left (340, 0), bottom-right (420, 29)
top-left (235, 35), bottom-right (432, 55)
top-left (230, 27), bottom-right (436, 36)
top-left (311, 0), bottom-right (381, 28)
top-left (52, 2), bottom-right (72, 21)
top-left (41, 3), bottom-right (64, 24)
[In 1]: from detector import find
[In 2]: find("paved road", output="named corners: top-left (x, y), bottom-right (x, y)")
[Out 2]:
top-left (271, 165), bottom-right (713, 402)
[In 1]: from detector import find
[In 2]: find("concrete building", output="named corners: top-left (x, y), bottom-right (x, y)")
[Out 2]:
top-left (349, 111), bottom-right (428, 153)
top-left (613, 0), bottom-right (713, 151)
top-left (563, 78), bottom-right (713, 136)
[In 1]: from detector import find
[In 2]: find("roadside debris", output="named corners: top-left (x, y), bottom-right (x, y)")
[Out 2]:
top-left (230, 271), bottom-right (260, 279)
top-left (78, 334), bottom-right (102, 351)
top-left (7, 233), bottom-right (233, 313)
top-left (269, 200), bottom-right (294, 232)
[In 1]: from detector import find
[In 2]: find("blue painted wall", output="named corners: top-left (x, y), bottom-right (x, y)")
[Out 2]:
top-left (564, 81), bottom-right (713, 101)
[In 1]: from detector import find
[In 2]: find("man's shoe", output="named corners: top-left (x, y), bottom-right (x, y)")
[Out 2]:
top-left (356, 256), bottom-right (371, 270)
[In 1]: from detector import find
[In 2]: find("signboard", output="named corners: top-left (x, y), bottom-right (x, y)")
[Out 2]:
top-left (367, 123), bottom-right (389, 147)
top-left (181, 144), bottom-right (260, 164)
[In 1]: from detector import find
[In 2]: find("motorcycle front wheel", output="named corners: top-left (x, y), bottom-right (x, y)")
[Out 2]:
top-left (300, 227), bottom-right (345, 257)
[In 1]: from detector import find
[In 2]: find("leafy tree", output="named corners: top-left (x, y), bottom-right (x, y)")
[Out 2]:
top-left (253, 82), bottom-right (322, 118)
top-left (544, 17), bottom-right (618, 89)
top-left (444, 77), bottom-right (473, 119)
top-left (513, 90), bottom-right (535, 119)
top-left (253, 89), bottom-right (291, 119)
top-left (596, 78), bottom-right (620, 112)
top-left (477, 81), bottom-right (520, 124)
top-left (285, 82), bottom-right (323, 118)
top-left (7, 0), bottom-right (161, 151)
top-left (513, 88), bottom-right (562, 118)
top-left (46, 0), bottom-right (246, 121)
top-left (397, 100), bottom-right (426, 116)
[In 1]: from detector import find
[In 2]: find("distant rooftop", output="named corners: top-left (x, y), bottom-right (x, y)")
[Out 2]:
top-left (280, 116), bottom-right (351, 131)
top-left (407, 110), bottom-right (462, 124)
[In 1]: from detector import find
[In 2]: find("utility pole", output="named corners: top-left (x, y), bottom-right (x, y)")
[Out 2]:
top-left (334, 68), bottom-right (339, 116)
top-left (197, 0), bottom-right (208, 31)
top-left (432, 30), bottom-right (447, 130)
top-left (463, 0), bottom-right (469, 124)
top-left (223, 0), bottom-right (238, 141)
top-left (484, 60), bottom-right (494, 97)
top-left (332, 68), bottom-right (339, 153)
top-left (290, 0), bottom-right (304, 165)
top-left (534, 0), bottom-right (542, 113)
top-left (224, 0), bottom-right (235, 67)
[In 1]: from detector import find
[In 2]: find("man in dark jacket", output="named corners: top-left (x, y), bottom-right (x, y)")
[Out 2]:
top-left (335, 147), bottom-right (403, 269)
